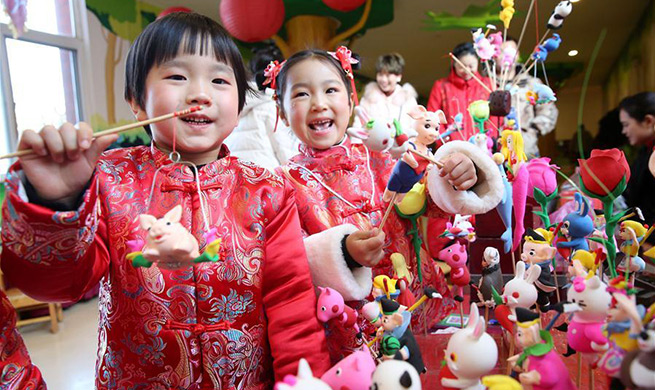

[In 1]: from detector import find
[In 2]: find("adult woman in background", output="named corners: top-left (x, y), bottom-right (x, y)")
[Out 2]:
top-left (427, 42), bottom-right (493, 141)
top-left (620, 92), bottom-right (655, 228)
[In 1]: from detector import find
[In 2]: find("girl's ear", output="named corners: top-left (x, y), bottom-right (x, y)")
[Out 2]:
top-left (278, 104), bottom-right (290, 127)
top-left (128, 99), bottom-right (148, 122)
top-left (643, 114), bottom-right (655, 128)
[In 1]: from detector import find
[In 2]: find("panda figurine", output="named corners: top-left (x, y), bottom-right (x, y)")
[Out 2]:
top-left (547, 1), bottom-right (573, 30)
top-left (371, 360), bottom-right (421, 390)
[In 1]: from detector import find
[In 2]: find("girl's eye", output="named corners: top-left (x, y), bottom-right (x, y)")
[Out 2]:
top-left (293, 91), bottom-right (308, 98)
top-left (326, 87), bottom-right (338, 94)
top-left (167, 75), bottom-right (186, 81)
top-left (212, 78), bottom-right (228, 85)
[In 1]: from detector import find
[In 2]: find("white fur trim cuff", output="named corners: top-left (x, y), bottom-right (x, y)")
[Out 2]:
top-left (304, 224), bottom-right (373, 301)
top-left (427, 140), bottom-right (503, 215)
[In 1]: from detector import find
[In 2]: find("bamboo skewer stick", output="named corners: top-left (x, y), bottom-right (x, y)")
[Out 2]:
top-left (379, 193), bottom-right (397, 231)
top-left (511, 29), bottom-right (551, 88)
top-left (449, 53), bottom-right (493, 94)
top-left (0, 106), bottom-right (204, 160)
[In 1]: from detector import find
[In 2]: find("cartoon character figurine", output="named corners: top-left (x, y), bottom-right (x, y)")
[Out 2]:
top-left (274, 359), bottom-right (332, 390)
top-left (126, 205), bottom-right (221, 268)
top-left (371, 360), bottom-right (422, 390)
top-left (439, 304), bottom-right (499, 390)
top-left (508, 308), bottom-right (577, 390)
top-left (316, 287), bottom-right (360, 337)
top-left (377, 298), bottom-right (426, 374)
top-left (620, 319), bottom-right (655, 390)
top-left (543, 34), bottom-right (562, 52)
top-left (477, 247), bottom-right (504, 306)
top-left (500, 129), bottom-right (530, 251)
top-left (618, 220), bottom-right (648, 274)
top-left (547, 1), bottom-right (573, 30)
top-left (562, 275), bottom-right (612, 358)
top-left (438, 240), bottom-right (470, 302)
top-left (349, 106), bottom-right (410, 159)
top-left (493, 260), bottom-right (541, 333)
top-left (442, 214), bottom-right (476, 242)
top-left (556, 193), bottom-right (594, 254)
top-left (321, 349), bottom-right (376, 390)
top-left (568, 249), bottom-right (603, 278)
top-left (521, 229), bottom-right (557, 310)
top-left (384, 106), bottom-right (446, 203)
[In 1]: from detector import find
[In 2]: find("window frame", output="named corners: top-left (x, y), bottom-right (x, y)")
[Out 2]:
top-left (0, 0), bottom-right (94, 161)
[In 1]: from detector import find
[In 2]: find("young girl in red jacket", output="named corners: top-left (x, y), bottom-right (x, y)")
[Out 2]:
top-left (1, 13), bottom-right (329, 389)
top-left (270, 49), bottom-right (503, 361)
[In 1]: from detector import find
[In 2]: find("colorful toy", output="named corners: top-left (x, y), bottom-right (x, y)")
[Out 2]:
top-left (468, 100), bottom-right (490, 133)
top-left (316, 287), bottom-right (361, 337)
top-left (383, 106), bottom-right (446, 203)
top-left (126, 205), bottom-right (222, 268)
top-left (521, 229), bottom-right (557, 310)
top-left (470, 133), bottom-right (493, 157)
top-left (568, 249), bottom-right (602, 278)
top-left (532, 45), bottom-right (549, 63)
top-left (477, 247), bottom-right (504, 306)
top-left (349, 106), bottom-right (410, 158)
top-left (482, 375), bottom-right (523, 390)
top-left (441, 214), bottom-right (476, 242)
top-left (509, 308), bottom-right (577, 390)
top-left (543, 34), bottom-right (562, 52)
top-left (617, 220), bottom-right (649, 274)
top-left (371, 360), bottom-right (422, 390)
top-left (377, 298), bottom-right (425, 374)
top-left (372, 275), bottom-right (399, 301)
top-left (439, 304), bottom-right (499, 389)
top-left (565, 275), bottom-right (611, 356)
top-left (493, 153), bottom-right (514, 253)
top-left (472, 28), bottom-right (495, 61)
top-left (438, 240), bottom-right (470, 302)
top-left (274, 359), bottom-right (332, 390)
top-left (547, 1), bottom-right (573, 30)
top-left (528, 84), bottom-right (557, 105)
top-left (556, 193), bottom-right (594, 254)
top-left (500, 129), bottom-right (529, 252)
top-left (321, 349), bottom-right (376, 390)
top-left (499, 0), bottom-right (515, 29)
top-left (501, 260), bottom-right (541, 313)
top-left (620, 320), bottom-right (655, 390)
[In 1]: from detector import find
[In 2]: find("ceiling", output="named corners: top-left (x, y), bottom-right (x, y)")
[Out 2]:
top-left (147, 0), bottom-right (652, 98)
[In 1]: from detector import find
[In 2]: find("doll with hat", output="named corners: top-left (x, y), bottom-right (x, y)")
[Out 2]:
top-left (521, 228), bottom-right (558, 310)
top-left (376, 298), bottom-right (426, 374)
top-left (508, 308), bottom-right (577, 390)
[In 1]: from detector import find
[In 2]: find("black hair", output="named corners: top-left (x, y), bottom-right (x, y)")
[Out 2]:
top-left (376, 53), bottom-right (405, 75)
top-left (451, 42), bottom-right (477, 60)
top-left (619, 92), bottom-right (655, 123)
top-left (274, 49), bottom-right (353, 115)
top-left (250, 43), bottom-right (284, 91)
top-left (124, 12), bottom-right (250, 134)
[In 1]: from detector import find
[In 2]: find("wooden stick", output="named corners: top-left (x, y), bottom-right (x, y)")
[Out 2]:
top-left (449, 53), bottom-right (493, 94)
top-left (506, 337), bottom-right (515, 375)
top-left (379, 193), bottom-right (397, 231)
top-left (589, 362), bottom-right (594, 390)
top-left (553, 263), bottom-right (561, 302)
top-left (511, 250), bottom-right (517, 273)
top-left (577, 353), bottom-right (582, 388)
top-left (485, 61), bottom-right (496, 91)
top-left (510, 0), bottom-right (536, 68)
top-left (511, 29), bottom-right (551, 88)
top-left (408, 148), bottom-right (444, 168)
top-left (459, 301), bottom-right (465, 329)
top-left (0, 106), bottom-right (204, 160)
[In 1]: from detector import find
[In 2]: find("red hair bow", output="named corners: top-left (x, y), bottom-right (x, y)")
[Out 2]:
top-left (263, 60), bottom-right (285, 91)
top-left (328, 46), bottom-right (360, 105)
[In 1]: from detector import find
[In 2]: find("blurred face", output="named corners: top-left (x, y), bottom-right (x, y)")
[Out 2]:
top-left (521, 241), bottom-right (555, 265)
top-left (376, 70), bottom-right (401, 95)
top-left (280, 58), bottom-right (353, 150)
top-left (453, 53), bottom-right (478, 81)
top-left (131, 46), bottom-right (239, 165)
top-left (620, 109), bottom-right (655, 146)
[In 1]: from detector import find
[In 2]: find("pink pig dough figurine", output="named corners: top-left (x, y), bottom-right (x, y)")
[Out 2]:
top-left (321, 349), bottom-right (376, 390)
top-left (383, 106), bottom-right (446, 204)
top-left (438, 240), bottom-right (470, 302)
top-left (509, 307), bottom-right (577, 390)
top-left (316, 287), bottom-right (360, 335)
top-left (139, 205), bottom-right (200, 266)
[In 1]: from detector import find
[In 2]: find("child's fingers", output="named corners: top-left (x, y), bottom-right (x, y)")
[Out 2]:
top-left (77, 122), bottom-right (94, 150)
top-left (18, 129), bottom-right (47, 157)
top-left (60, 122), bottom-right (81, 160)
top-left (445, 159), bottom-right (469, 180)
top-left (85, 133), bottom-right (119, 162)
top-left (40, 125), bottom-right (65, 163)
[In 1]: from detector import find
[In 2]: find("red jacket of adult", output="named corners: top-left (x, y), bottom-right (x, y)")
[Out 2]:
top-left (427, 68), bottom-right (493, 142)
top-left (1, 145), bottom-right (330, 390)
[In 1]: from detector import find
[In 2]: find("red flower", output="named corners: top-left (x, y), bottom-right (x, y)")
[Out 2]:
top-left (578, 149), bottom-right (630, 198)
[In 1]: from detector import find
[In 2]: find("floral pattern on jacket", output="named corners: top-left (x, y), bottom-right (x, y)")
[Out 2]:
top-left (1, 145), bottom-right (330, 390)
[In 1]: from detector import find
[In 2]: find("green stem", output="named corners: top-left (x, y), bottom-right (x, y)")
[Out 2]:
top-left (603, 200), bottom-right (618, 278)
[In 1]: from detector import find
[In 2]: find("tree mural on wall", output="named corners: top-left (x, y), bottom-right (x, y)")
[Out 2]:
top-left (86, 0), bottom-right (159, 125)
top-left (220, 0), bottom-right (394, 57)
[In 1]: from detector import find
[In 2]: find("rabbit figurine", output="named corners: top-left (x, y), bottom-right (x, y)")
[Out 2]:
top-left (274, 359), bottom-right (332, 390)
top-left (557, 193), bottom-right (594, 253)
top-left (348, 106), bottom-right (409, 158)
top-left (138, 205), bottom-right (200, 265)
top-left (439, 304), bottom-right (499, 390)
top-left (502, 261), bottom-right (541, 312)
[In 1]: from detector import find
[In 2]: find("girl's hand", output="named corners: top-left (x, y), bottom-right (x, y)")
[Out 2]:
top-left (346, 228), bottom-right (386, 268)
top-left (439, 152), bottom-right (477, 190)
top-left (18, 122), bottom-right (118, 203)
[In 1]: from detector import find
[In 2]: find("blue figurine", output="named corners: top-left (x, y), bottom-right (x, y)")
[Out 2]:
top-left (556, 192), bottom-right (594, 253)
top-left (543, 33), bottom-right (562, 52)
top-left (534, 84), bottom-right (557, 104)
top-left (532, 45), bottom-right (549, 62)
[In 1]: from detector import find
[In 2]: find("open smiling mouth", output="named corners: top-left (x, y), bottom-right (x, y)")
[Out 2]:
top-left (181, 115), bottom-right (213, 126)
top-left (308, 119), bottom-right (334, 132)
